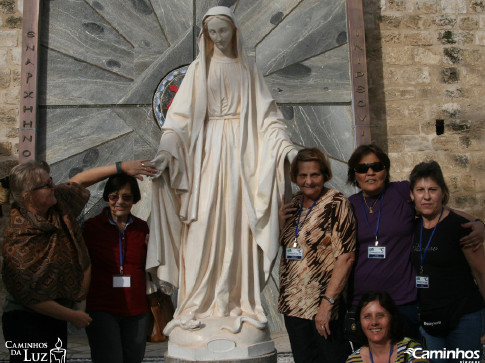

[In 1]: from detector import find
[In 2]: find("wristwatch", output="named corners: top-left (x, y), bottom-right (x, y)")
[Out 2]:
top-left (322, 295), bottom-right (335, 305)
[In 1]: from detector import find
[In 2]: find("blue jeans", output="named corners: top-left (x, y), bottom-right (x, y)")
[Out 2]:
top-left (420, 310), bottom-right (482, 363)
top-left (86, 311), bottom-right (150, 363)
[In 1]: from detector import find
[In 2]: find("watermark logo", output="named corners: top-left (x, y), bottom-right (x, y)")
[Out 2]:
top-left (5, 337), bottom-right (66, 362)
top-left (404, 347), bottom-right (480, 363)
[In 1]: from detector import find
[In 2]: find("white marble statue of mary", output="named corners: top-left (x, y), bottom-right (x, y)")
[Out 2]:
top-left (146, 6), bottom-right (296, 360)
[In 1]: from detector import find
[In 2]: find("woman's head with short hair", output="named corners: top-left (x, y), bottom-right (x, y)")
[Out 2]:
top-left (409, 160), bottom-right (449, 205)
top-left (102, 173), bottom-right (141, 204)
top-left (290, 148), bottom-right (332, 184)
top-left (9, 161), bottom-right (51, 206)
top-left (347, 144), bottom-right (391, 187)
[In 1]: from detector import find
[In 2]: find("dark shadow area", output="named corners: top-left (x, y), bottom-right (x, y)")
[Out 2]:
top-left (363, 0), bottom-right (388, 150)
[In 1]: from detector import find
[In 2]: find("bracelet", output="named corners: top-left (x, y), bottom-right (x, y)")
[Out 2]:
top-left (115, 161), bottom-right (123, 174)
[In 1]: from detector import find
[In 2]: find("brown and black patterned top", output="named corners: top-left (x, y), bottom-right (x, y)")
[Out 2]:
top-left (278, 189), bottom-right (356, 320)
top-left (2, 182), bottom-right (91, 306)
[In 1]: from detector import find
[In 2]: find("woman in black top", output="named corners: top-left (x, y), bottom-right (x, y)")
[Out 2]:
top-left (409, 161), bottom-right (485, 359)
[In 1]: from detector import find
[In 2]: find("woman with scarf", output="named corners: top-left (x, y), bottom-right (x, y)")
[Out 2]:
top-left (1, 159), bottom-right (156, 362)
top-left (146, 6), bottom-right (296, 350)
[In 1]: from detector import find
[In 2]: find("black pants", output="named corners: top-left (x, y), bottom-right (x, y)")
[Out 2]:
top-left (2, 310), bottom-right (67, 363)
top-left (284, 314), bottom-right (351, 363)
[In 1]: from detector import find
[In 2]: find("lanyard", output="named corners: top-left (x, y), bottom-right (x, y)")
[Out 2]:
top-left (369, 344), bottom-right (394, 363)
top-left (107, 210), bottom-right (132, 275)
top-left (360, 192), bottom-right (385, 246)
top-left (294, 192), bottom-right (322, 247)
top-left (118, 228), bottom-right (126, 275)
top-left (419, 207), bottom-right (444, 274)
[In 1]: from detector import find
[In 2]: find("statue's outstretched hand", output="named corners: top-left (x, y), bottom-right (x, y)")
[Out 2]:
top-left (150, 151), bottom-right (172, 179)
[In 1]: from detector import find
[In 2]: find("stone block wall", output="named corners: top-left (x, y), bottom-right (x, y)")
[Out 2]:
top-left (0, 0), bottom-right (22, 234)
top-left (364, 0), bottom-right (485, 219)
top-left (0, 0), bottom-right (21, 176)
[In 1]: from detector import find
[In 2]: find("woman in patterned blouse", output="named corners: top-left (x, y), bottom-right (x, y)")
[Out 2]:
top-left (278, 147), bottom-right (357, 363)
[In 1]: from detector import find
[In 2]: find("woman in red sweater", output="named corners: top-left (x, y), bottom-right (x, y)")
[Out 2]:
top-left (83, 173), bottom-right (149, 363)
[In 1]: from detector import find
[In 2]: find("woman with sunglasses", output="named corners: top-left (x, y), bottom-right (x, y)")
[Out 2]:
top-left (345, 144), bottom-right (484, 342)
top-left (2, 159), bottom-right (156, 362)
top-left (83, 174), bottom-right (150, 363)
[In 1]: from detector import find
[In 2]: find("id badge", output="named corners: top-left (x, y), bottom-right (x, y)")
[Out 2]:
top-left (416, 275), bottom-right (429, 288)
top-left (286, 248), bottom-right (303, 260)
top-left (113, 275), bottom-right (131, 288)
top-left (368, 246), bottom-right (386, 259)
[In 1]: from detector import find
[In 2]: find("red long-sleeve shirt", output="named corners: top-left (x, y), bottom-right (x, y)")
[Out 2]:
top-left (83, 208), bottom-right (149, 316)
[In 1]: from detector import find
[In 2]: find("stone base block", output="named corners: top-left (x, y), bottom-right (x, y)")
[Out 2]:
top-left (164, 349), bottom-right (277, 363)
top-left (165, 316), bottom-right (276, 361)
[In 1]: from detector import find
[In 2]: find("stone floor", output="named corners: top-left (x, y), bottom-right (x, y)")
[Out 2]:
top-left (0, 328), bottom-right (294, 362)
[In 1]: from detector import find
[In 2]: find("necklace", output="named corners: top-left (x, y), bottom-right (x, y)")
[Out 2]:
top-left (363, 194), bottom-right (380, 214)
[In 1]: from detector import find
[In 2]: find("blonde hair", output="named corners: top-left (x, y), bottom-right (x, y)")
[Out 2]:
top-left (9, 161), bottom-right (50, 206)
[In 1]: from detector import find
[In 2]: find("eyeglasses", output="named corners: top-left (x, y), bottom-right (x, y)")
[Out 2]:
top-left (354, 162), bottom-right (386, 174)
top-left (108, 194), bottom-right (133, 202)
top-left (32, 177), bottom-right (55, 191)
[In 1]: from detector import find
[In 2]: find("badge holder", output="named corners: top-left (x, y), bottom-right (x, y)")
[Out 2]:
top-left (286, 239), bottom-right (303, 260)
top-left (367, 238), bottom-right (386, 259)
top-left (415, 275), bottom-right (429, 288)
top-left (113, 275), bottom-right (131, 288)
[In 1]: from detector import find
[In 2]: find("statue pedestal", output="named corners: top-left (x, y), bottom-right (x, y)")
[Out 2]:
top-left (164, 316), bottom-right (276, 362)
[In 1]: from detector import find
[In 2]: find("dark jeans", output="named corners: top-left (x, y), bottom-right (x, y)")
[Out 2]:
top-left (397, 302), bottom-right (420, 340)
top-left (2, 310), bottom-right (67, 363)
top-left (284, 314), bottom-right (351, 363)
top-left (86, 311), bottom-right (150, 363)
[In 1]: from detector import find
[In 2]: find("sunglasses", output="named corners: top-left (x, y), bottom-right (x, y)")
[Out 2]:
top-left (32, 177), bottom-right (54, 191)
top-left (354, 162), bottom-right (386, 174)
top-left (108, 194), bottom-right (133, 202)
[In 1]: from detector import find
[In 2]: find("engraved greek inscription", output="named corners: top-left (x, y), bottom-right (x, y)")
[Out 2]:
top-left (23, 91), bottom-right (34, 99)
top-left (358, 100), bottom-right (366, 107)
top-left (354, 43), bottom-right (363, 51)
top-left (23, 135), bottom-right (33, 142)
top-left (356, 85), bottom-right (366, 93)
top-left (27, 31), bottom-right (35, 38)
top-left (23, 120), bottom-right (33, 128)
top-left (359, 114), bottom-right (367, 121)
top-left (26, 72), bottom-right (32, 83)
top-left (25, 58), bottom-right (34, 66)
top-left (354, 72), bottom-right (365, 78)
top-left (22, 150), bottom-right (32, 158)
top-left (26, 44), bottom-right (35, 51)
top-left (23, 106), bottom-right (33, 113)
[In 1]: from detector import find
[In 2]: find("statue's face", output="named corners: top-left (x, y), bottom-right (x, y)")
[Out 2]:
top-left (206, 17), bottom-right (234, 54)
